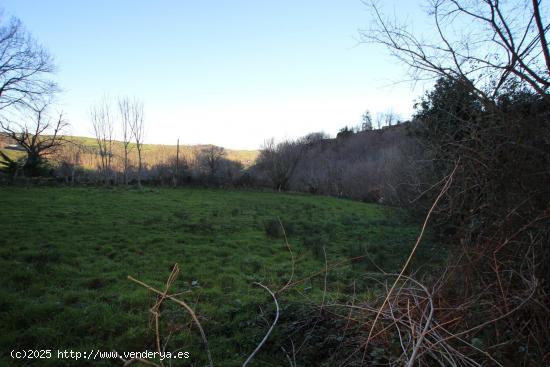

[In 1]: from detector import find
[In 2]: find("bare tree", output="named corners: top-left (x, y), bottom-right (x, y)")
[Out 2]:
top-left (360, 110), bottom-right (373, 131)
top-left (375, 109), bottom-right (399, 129)
top-left (173, 138), bottom-right (180, 187)
top-left (118, 96), bottom-right (133, 185)
top-left (197, 145), bottom-right (226, 179)
top-left (257, 138), bottom-right (304, 191)
top-left (91, 97), bottom-right (114, 185)
top-left (0, 101), bottom-right (67, 175)
top-left (0, 14), bottom-right (60, 177)
top-left (129, 98), bottom-right (145, 187)
top-left (57, 141), bottom-right (83, 184)
top-left (362, 0), bottom-right (550, 103)
top-left (0, 16), bottom-right (57, 112)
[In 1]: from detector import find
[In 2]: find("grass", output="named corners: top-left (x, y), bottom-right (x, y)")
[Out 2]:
top-left (0, 187), bottom-right (443, 366)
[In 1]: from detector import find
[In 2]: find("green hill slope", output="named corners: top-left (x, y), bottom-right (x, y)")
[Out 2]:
top-left (0, 187), bottom-right (441, 366)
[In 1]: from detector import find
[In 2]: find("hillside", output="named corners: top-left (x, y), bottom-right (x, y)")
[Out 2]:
top-left (66, 136), bottom-right (259, 166)
top-left (0, 134), bottom-right (259, 169)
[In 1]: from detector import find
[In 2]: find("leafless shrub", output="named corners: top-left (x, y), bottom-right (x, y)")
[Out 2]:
top-left (256, 138), bottom-right (304, 191)
top-left (127, 264), bottom-right (213, 367)
top-left (91, 96), bottom-right (114, 185)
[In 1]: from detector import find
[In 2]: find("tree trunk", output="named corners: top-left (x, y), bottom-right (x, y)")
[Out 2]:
top-left (123, 149), bottom-right (128, 185)
top-left (137, 148), bottom-right (142, 188)
top-left (23, 151), bottom-right (41, 176)
top-left (173, 138), bottom-right (179, 187)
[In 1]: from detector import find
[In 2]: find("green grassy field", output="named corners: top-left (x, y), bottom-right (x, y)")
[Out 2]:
top-left (0, 187), bottom-right (442, 366)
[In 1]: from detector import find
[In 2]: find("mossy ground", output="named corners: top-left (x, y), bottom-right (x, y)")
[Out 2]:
top-left (0, 187), bottom-right (443, 366)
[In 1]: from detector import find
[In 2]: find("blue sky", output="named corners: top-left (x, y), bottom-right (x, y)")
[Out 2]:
top-left (2, 0), bottom-right (430, 149)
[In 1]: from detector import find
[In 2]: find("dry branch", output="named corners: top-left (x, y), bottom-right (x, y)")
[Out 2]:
top-left (128, 264), bottom-right (213, 367)
top-left (241, 282), bottom-right (280, 367)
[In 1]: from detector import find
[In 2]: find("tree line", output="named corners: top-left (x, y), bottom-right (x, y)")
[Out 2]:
top-left (0, 10), bottom-right (408, 194)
